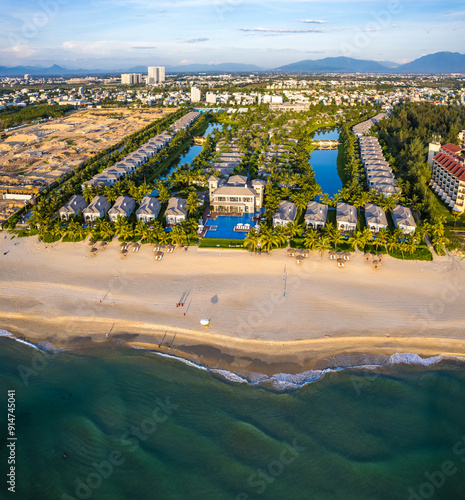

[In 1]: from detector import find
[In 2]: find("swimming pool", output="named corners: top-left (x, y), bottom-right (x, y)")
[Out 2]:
top-left (204, 213), bottom-right (259, 239)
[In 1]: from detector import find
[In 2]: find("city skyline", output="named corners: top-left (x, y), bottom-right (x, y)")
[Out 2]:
top-left (1, 0), bottom-right (465, 69)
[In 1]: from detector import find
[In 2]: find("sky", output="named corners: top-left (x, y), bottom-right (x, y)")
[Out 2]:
top-left (0, 0), bottom-right (464, 69)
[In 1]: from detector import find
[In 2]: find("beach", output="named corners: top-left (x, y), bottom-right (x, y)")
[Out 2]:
top-left (1, 234), bottom-right (464, 375)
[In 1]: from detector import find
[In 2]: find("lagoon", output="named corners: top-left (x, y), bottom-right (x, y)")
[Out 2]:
top-left (309, 149), bottom-right (342, 197)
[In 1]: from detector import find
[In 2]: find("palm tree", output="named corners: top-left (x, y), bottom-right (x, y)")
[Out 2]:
top-left (406, 235), bottom-right (417, 256)
top-left (104, 186), bottom-right (118, 203)
top-left (158, 184), bottom-right (170, 204)
top-left (315, 236), bottom-right (331, 258)
top-left (349, 230), bottom-right (364, 252)
top-left (290, 191), bottom-right (308, 213)
top-left (259, 228), bottom-right (280, 253)
top-left (273, 225), bottom-right (288, 247)
top-left (244, 227), bottom-right (260, 253)
top-left (386, 234), bottom-right (398, 255)
top-left (453, 211), bottom-right (462, 230)
top-left (134, 220), bottom-right (150, 242)
top-left (303, 228), bottom-right (319, 251)
top-left (186, 192), bottom-right (201, 216)
top-left (330, 229), bottom-right (344, 250)
top-left (82, 185), bottom-right (95, 203)
top-left (377, 228), bottom-right (389, 253)
top-left (113, 215), bottom-right (127, 235)
top-left (170, 225), bottom-right (187, 246)
top-left (99, 221), bottom-right (115, 241)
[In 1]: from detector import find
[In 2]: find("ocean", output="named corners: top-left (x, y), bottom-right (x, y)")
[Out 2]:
top-left (1, 334), bottom-right (465, 500)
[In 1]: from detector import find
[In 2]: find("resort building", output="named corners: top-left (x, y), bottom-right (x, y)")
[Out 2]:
top-left (365, 203), bottom-right (388, 233)
top-left (108, 196), bottom-right (136, 222)
top-left (272, 200), bottom-right (297, 227)
top-left (165, 197), bottom-right (187, 225)
top-left (430, 143), bottom-right (465, 213)
top-left (208, 175), bottom-right (265, 214)
top-left (83, 196), bottom-right (111, 222)
top-left (136, 197), bottom-right (161, 223)
top-left (336, 202), bottom-right (357, 232)
top-left (59, 195), bottom-right (88, 220)
top-left (304, 201), bottom-right (328, 229)
top-left (391, 205), bottom-right (417, 234)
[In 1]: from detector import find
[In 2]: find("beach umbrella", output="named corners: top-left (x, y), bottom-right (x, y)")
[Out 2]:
top-left (337, 258), bottom-right (345, 267)
top-left (154, 251), bottom-right (163, 260)
top-left (342, 252), bottom-right (351, 261)
top-left (295, 254), bottom-right (305, 264)
top-left (329, 251), bottom-right (337, 260)
top-left (287, 248), bottom-right (295, 257)
top-left (373, 259), bottom-right (380, 269)
top-left (364, 252), bottom-right (372, 261)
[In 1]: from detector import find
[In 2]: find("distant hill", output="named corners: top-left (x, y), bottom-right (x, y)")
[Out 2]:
top-left (274, 57), bottom-right (392, 73)
top-left (395, 52), bottom-right (465, 74)
top-left (0, 65), bottom-right (114, 76)
top-left (166, 63), bottom-right (263, 73)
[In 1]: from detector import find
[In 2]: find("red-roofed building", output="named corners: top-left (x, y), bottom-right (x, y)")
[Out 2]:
top-left (430, 144), bottom-right (465, 213)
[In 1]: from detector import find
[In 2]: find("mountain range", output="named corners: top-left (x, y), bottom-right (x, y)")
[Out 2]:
top-left (1, 52), bottom-right (464, 76)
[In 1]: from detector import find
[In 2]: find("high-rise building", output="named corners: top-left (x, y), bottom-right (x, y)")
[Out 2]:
top-left (121, 73), bottom-right (142, 85)
top-left (190, 87), bottom-right (202, 102)
top-left (147, 67), bottom-right (165, 85)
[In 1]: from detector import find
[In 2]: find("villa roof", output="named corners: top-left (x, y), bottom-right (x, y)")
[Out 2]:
top-left (108, 196), bottom-right (136, 216)
top-left (304, 201), bottom-right (328, 223)
top-left (434, 153), bottom-right (465, 181)
top-left (274, 200), bottom-right (297, 222)
top-left (136, 196), bottom-right (161, 216)
top-left (60, 194), bottom-right (87, 214)
top-left (227, 175), bottom-right (248, 185)
top-left (365, 203), bottom-right (388, 226)
top-left (336, 202), bottom-right (357, 224)
top-left (213, 186), bottom-right (256, 196)
top-left (84, 196), bottom-right (111, 214)
top-left (166, 197), bottom-right (187, 217)
top-left (391, 205), bottom-right (416, 229)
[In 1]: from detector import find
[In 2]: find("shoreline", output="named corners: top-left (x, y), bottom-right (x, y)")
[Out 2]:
top-left (1, 235), bottom-right (465, 376)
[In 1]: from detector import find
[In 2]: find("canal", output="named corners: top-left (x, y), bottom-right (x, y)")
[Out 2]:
top-left (309, 128), bottom-right (342, 197)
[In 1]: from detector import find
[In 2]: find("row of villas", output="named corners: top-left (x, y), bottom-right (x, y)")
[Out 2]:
top-left (353, 114), bottom-right (400, 198)
top-left (430, 143), bottom-right (465, 213)
top-left (59, 194), bottom-right (187, 225)
top-left (81, 112), bottom-right (201, 191)
top-left (274, 200), bottom-right (416, 234)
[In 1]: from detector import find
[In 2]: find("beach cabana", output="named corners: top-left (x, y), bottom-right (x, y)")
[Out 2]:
top-left (364, 252), bottom-right (372, 261)
top-left (287, 248), bottom-right (296, 257)
top-left (337, 258), bottom-right (345, 267)
top-left (342, 252), bottom-right (351, 261)
top-left (329, 251), bottom-right (337, 260)
top-left (295, 254), bottom-right (305, 264)
top-left (373, 259), bottom-right (381, 269)
top-left (154, 251), bottom-right (164, 260)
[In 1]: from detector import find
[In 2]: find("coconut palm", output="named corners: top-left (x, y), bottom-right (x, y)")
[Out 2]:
top-left (273, 225), bottom-right (288, 247)
top-left (244, 227), bottom-right (260, 253)
top-left (186, 192), bottom-right (201, 216)
top-left (99, 221), bottom-right (115, 241)
top-left (259, 227), bottom-right (280, 253)
top-left (303, 228), bottom-right (319, 250)
top-left (315, 236), bottom-right (331, 258)
top-left (157, 184), bottom-right (171, 204)
top-left (377, 228), bottom-right (390, 253)
top-left (119, 223), bottom-right (134, 242)
top-left (134, 220), bottom-right (150, 242)
top-left (82, 185), bottom-right (95, 203)
top-left (290, 191), bottom-right (308, 213)
top-left (170, 225), bottom-right (187, 246)
top-left (104, 186), bottom-right (118, 203)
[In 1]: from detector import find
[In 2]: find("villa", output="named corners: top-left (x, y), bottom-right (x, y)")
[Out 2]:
top-left (273, 200), bottom-right (297, 227)
top-left (336, 202), bottom-right (357, 232)
top-left (208, 175), bottom-right (265, 214)
top-left (391, 205), bottom-right (417, 234)
top-left (304, 201), bottom-right (328, 229)
top-left (165, 197), bottom-right (187, 225)
top-left (108, 196), bottom-right (136, 222)
top-left (59, 195), bottom-right (88, 220)
top-left (83, 196), bottom-right (111, 222)
top-left (365, 203), bottom-right (388, 233)
top-left (136, 197), bottom-right (161, 223)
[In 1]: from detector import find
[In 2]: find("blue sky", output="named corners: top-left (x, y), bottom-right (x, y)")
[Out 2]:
top-left (1, 0), bottom-right (464, 69)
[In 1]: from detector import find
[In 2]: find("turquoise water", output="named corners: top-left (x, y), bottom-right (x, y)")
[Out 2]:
top-left (1, 335), bottom-right (465, 500)
top-left (205, 214), bottom-right (258, 239)
top-left (309, 149), bottom-right (342, 197)
top-left (312, 128), bottom-right (340, 141)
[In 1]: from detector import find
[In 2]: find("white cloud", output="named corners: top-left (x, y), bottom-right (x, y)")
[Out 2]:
top-left (299, 19), bottom-right (329, 24)
top-left (239, 27), bottom-right (326, 34)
